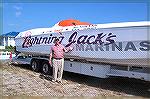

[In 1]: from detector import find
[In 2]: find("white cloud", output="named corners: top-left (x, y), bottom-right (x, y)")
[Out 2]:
top-left (8, 23), bottom-right (19, 27)
top-left (8, 23), bottom-right (15, 26)
top-left (15, 11), bottom-right (22, 17)
top-left (13, 5), bottom-right (22, 17)
top-left (24, 20), bottom-right (32, 23)
top-left (13, 5), bottom-right (22, 10)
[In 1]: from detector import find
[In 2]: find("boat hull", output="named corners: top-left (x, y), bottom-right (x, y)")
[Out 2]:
top-left (15, 25), bottom-right (150, 66)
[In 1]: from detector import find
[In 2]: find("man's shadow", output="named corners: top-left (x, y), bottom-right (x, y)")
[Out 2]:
top-left (39, 73), bottom-right (53, 81)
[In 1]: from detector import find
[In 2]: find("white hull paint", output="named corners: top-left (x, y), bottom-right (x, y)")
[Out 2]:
top-left (15, 21), bottom-right (150, 66)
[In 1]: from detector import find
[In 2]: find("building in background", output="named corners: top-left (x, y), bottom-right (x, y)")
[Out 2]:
top-left (0, 32), bottom-right (19, 49)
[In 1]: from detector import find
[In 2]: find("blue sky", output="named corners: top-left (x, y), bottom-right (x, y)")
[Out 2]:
top-left (3, 3), bottom-right (148, 34)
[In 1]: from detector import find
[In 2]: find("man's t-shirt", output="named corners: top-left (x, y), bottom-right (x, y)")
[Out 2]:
top-left (51, 44), bottom-right (65, 59)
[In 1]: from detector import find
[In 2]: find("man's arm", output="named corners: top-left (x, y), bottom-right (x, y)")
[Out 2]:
top-left (63, 46), bottom-right (74, 53)
top-left (49, 48), bottom-right (53, 65)
top-left (49, 52), bottom-right (52, 65)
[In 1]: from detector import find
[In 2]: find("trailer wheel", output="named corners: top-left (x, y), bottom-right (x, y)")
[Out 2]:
top-left (42, 61), bottom-right (52, 75)
top-left (31, 59), bottom-right (40, 72)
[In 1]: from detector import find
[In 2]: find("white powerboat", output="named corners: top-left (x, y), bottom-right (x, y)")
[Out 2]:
top-left (15, 19), bottom-right (150, 66)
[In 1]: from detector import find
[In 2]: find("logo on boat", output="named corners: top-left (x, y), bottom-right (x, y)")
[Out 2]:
top-left (22, 31), bottom-right (116, 48)
top-left (65, 32), bottom-right (116, 47)
top-left (22, 31), bottom-right (150, 51)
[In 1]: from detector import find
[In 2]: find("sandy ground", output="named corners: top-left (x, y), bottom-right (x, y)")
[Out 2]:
top-left (0, 60), bottom-right (150, 98)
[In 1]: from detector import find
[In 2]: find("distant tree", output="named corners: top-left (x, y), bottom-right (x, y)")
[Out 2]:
top-left (2, 45), bottom-right (15, 52)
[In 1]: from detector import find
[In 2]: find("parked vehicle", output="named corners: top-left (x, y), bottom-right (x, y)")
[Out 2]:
top-left (0, 51), bottom-right (15, 60)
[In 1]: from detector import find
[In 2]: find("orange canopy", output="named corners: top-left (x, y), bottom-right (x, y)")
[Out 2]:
top-left (58, 19), bottom-right (91, 27)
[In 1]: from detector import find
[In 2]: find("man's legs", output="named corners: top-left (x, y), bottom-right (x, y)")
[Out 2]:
top-left (57, 58), bottom-right (64, 82)
top-left (52, 59), bottom-right (58, 81)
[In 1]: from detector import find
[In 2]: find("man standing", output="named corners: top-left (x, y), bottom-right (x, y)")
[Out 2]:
top-left (49, 38), bottom-right (73, 83)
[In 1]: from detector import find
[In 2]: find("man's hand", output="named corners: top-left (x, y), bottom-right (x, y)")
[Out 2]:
top-left (69, 46), bottom-right (74, 51)
top-left (49, 60), bottom-right (52, 65)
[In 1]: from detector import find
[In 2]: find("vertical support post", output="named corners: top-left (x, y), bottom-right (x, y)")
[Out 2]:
top-left (3, 37), bottom-right (6, 48)
top-left (127, 65), bottom-right (130, 71)
top-left (8, 37), bottom-right (10, 46)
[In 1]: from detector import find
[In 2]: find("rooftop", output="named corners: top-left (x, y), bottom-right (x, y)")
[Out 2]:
top-left (1, 32), bottom-right (20, 37)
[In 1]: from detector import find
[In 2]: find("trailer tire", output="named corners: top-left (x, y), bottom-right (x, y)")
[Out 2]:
top-left (42, 61), bottom-right (52, 75)
top-left (31, 59), bottom-right (40, 72)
